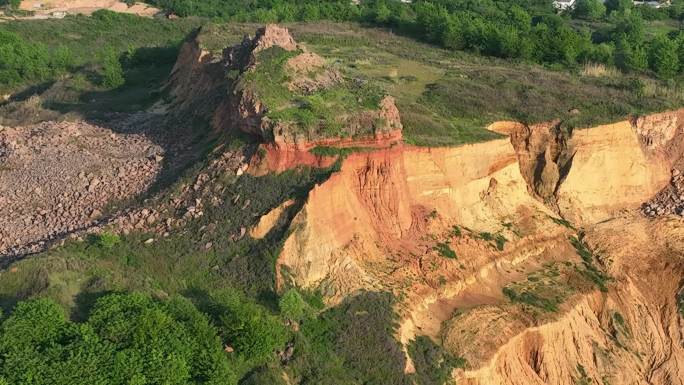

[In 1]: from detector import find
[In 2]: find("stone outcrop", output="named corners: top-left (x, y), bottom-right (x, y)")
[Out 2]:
top-left (166, 24), bottom-right (403, 155)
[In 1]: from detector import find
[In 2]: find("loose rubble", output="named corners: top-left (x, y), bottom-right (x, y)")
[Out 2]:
top-left (0, 120), bottom-right (163, 257)
top-left (642, 168), bottom-right (684, 217)
top-left (108, 147), bottom-right (248, 237)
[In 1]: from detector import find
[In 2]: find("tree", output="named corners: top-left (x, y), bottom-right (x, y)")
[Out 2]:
top-left (573, 0), bottom-right (607, 20)
top-left (0, 0), bottom-right (21, 9)
top-left (610, 10), bottom-right (646, 45)
top-left (677, 33), bottom-right (684, 73)
top-left (373, 1), bottom-right (392, 24)
top-left (615, 35), bottom-right (648, 72)
top-left (648, 34), bottom-right (680, 78)
top-left (100, 48), bottom-right (125, 88)
top-left (605, 0), bottom-right (633, 13)
top-left (210, 290), bottom-right (289, 365)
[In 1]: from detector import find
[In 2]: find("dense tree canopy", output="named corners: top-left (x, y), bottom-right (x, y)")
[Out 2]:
top-left (0, 293), bottom-right (290, 385)
top-left (145, 0), bottom-right (684, 78)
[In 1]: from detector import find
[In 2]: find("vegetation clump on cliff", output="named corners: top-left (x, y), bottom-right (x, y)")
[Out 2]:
top-left (237, 45), bottom-right (387, 140)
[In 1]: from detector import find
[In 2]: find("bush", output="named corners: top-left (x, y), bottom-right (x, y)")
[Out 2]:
top-left (408, 336), bottom-right (466, 385)
top-left (209, 290), bottom-right (289, 365)
top-left (0, 30), bottom-right (69, 90)
top-left (100, 49), bottom-right (125, 88)
top-left (279, 289), bottom-right (312, 322)
top-left (91, 232), bottom-right (121, 249)
top-left (0, 294), bottom-right (235, 385)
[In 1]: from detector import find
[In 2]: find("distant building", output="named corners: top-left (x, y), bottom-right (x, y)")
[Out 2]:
top-left (553, 0), bottom-right (576, 10)
top-left (633, 0), bottom-right (671, 8)
top-left (553, 0), bottom-right (671, 10)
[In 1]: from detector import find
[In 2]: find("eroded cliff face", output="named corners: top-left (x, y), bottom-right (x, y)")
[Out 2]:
top-left (456, 216), bottom-right (684, 385)
top-left (274, 109), bottom-right (684, 385)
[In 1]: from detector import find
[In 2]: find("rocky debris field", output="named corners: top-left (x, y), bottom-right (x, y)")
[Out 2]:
top-left (642, 168), bottom-right (684, 217)
top-left (0, 120), bottom-right (163, 257)
top-left (107, 147), bottom-right (249, 239)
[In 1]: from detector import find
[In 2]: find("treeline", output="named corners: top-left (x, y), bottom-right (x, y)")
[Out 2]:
top-left (146, 0), bottom-right (684, 78)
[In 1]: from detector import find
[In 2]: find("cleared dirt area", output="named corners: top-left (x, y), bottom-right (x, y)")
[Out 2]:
top-left (17, 1), bottom-right (160, 18)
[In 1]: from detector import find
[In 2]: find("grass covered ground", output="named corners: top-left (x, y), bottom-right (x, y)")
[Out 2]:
top-left (195, 22), bottom-right (684, 146)
top-left (2, 16), bottom-right (683, 144)
top-left (0, 11), bottom-right (200, 116)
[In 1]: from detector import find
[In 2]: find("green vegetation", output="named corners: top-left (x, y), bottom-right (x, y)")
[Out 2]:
top-left (549, 215), bottom-right (576, 230)
top-left (89, 232), bottom-right (121, 250)
top-left (0, 30), bottom-right (72, 89)
top-left (476, 231), bottom-right (507, 251)
top-left (569, 233), bottom-right (611, 292)
top-left (434, 242), bottom-right (457, 259)
top-left (0, 10), bottom-right (199, 113)
top-left (146, 0), bottom-right (684, 79)
top-left (503, 264), bottom-right (573, 312)
top-left (0, 158), bottom-right (429, 384)
top-left (291, 291), bottom-right (410, 385)
top-left (575, 364), bottom-right (591, 385)
top-left (0, 293), bottom-right (235, 384)
top-left (407, 336), bottom-right (466, 385)
top-left (237, 45), bottom-right (385, 138)
top-left (503, 234), bottom-right (611, 314)
top-left (287, 23), bottom-right (684, 146)
top-left (309, 146), bottom-right (372, 158)
top-left (503, 263), bottom-right (576, 313)
top-left (278, 288), bottom-right (314, 322)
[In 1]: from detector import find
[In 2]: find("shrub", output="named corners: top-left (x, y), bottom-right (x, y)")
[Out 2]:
top-left (0, 30), bottom-right (62, 90)
top-left (210, 290), bottom-right (289, 365)
top-left (408, 336), bottom-right (466, 385)
top-left (297, 291), bottom-right (410, 385)
top-left (279, 289), bottom-right (311, 322)
top-left (92, 232), bottom-right (121, 249)
top-left (100, 49), bottom-right (125, 88)
top-left (434, 242), bottom-right (457, 259)
top-left (0, 294), bottom-right (235, 385)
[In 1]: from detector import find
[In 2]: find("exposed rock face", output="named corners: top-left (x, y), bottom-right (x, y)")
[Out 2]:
top-left (509, 121), bottom-right (573, 206)
top-left (275, 110), bottom-right (684, 385)
top-left (286, 52), bottom-right (343, 94)
top-left (556, 120), bottom-right (670, 223)
top-left (250, 199), bottom-right (295, 239)
top-left (643, 168), bottom-right (684, 217)
top-left (455, 216), bottom-right (684, 385)
top-left (166, 29), bottom-right (229, 119)
top-left (252, 24), bottom-right (297, 52)
top-left (507, 117), bottom-right (676, 223)
top-left (278, 112), bottom-right (677, 292)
